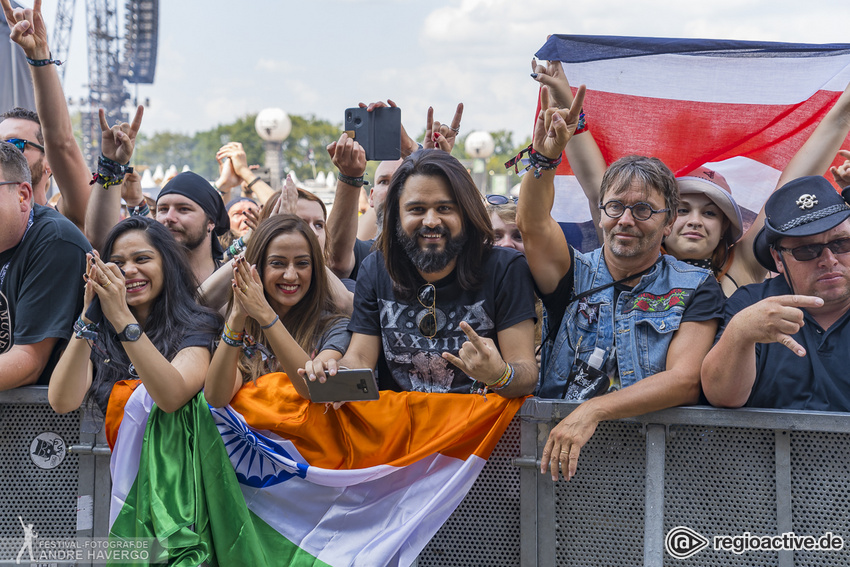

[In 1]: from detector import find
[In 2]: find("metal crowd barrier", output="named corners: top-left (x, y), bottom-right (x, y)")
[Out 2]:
top-left (420, 399), bottom-right (850, 567)
top-left (3, 389), bottom-right (849, 566)
top-left (0, 387), bottom-right (111, 566)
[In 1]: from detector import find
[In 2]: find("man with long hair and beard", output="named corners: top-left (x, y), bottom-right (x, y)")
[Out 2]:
top-left (304, 149), bottom-right (538, 398)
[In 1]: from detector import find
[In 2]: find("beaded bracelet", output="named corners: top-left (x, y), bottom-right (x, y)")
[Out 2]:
top-left (337, 172), bottom-right (366, 188)
top-left (490, 363), bottom-right (515, 391)
top-left (26, 52), bottom-right (63, 67)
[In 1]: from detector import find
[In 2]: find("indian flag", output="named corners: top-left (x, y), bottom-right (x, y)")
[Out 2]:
top-left (104, 374), bottom-right (524, 566)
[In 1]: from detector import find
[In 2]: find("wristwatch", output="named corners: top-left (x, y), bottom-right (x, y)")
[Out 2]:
top-left (117, 323), bottom-right (143, 342)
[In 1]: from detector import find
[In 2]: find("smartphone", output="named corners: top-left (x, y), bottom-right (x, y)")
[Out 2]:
top-left (306, 368), bottom-right (380, 403)
top-left (344, 107), bottom-right (402, 161)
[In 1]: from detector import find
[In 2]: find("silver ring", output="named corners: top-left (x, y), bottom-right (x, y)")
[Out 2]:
top-left (450, 126), bottom-right (460, 133)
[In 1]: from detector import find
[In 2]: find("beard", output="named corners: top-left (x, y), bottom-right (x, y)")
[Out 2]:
top-left (396, 221), bottom-right (467, 274)
top-left (30, 156), bottom-right (45, 188)
top-left (374, 203), bottom-right (385, 239)
top-left (166, 222), bottom-right (207, 251)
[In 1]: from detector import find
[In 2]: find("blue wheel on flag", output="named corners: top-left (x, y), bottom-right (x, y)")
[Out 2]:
top-left (210, 406), bottom-right (308, 488)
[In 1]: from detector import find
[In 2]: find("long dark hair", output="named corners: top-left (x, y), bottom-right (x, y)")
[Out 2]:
top-left (236, 214), bottom-right (343, 381)
top-left (88, 217), bottom-right (222, 410)
top-left (377, 149), bottom-right (494, 298)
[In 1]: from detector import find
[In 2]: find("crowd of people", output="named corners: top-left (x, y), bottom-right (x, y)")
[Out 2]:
top-left (3, 0), bottom-right (850, 504)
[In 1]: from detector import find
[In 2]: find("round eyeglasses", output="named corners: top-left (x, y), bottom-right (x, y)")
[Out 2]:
top-left (486, 194), bottom-right (518, 206)
top-left (599, 200), bottom-right (670, 221)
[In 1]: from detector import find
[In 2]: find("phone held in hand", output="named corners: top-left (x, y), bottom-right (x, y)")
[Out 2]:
top-left (306, 368), bottom-right (380, 403)
top-left (344, 107), bottom-right (402, 161)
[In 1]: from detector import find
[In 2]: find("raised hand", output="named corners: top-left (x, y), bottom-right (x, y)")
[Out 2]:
top-left (424, 103), bottom-right (464, 152)
top-left (120, 170), bottom-right (144, 208)
top-left (327, 133), bottom-right (367, 178)
top-left (441, 321), bottom-right (505, 384)
top-left (1, 0), bottom-right (49, 59)
top-left (231, 256), bottom-right (276, 327)
top-left (217, 142), bottom-right (251, 180)
top-left (531, 85), bottom-right (586, 161)
top-left (531, 58), bottom-right (576, 109)
top-left (88, 252), bottom-right (129, 325)
top-left (98, 105), bottom-right (143, 164)
top-left (830, 149), bottom-right (850, 188)
top-left (359, 99), bottom-right (418, 157)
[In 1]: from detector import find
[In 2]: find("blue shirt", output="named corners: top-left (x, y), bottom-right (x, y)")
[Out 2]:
top-left (725, 275), bottom-right (850, 411)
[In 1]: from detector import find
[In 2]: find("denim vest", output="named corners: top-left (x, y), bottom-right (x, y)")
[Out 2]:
top-left (537, 248), bottom-right (712, 399)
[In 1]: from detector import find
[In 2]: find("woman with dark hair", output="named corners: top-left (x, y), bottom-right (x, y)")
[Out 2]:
top-left (204, 214), bottom-right (350, 406)
top-left (378, 148), bottom-right (494, 299)
top-left (49, 216), bottom-right (222, 414)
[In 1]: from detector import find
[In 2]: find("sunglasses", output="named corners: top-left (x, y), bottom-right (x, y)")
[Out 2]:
top-left (4, 138), bottom-right (45, 153)
top-left (777, 237), bottom-right (850, 262)
top-left (0, 181), bottom-right (22, 188)
top-left (418, 283), bottom-right (437, 338)
top-left (486, 194), bottom-right (518, 206)
top-left (599, 200), bottom-right (670, 221)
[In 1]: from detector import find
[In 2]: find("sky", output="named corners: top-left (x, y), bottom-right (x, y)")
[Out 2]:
top-left (35, 0), bottom-right (850, 144)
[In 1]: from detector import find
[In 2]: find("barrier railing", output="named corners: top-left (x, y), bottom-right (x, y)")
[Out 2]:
top-left (420, 399), bottom-right (850, 567)
top-left (4, 389), bottom-right (849, 566)
top-left (0, 387), bottom-right (111, 566)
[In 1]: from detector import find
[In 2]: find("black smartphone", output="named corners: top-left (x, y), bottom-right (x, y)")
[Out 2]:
top-left (344, 107), bottom-right (402, 161)
top-left (306, 368), bottom-right (380, 403)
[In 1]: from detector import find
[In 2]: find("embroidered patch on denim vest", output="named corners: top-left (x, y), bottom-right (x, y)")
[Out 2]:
top-left (621, 288), bottom-right (694, 314)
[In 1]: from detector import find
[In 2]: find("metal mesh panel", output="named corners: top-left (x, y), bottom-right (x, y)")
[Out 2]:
top-left (553, 421), bottom-right (646, 567)
top-left (418, 416), bottom-right (521, 566)
top-left (790, 431), bottom-right (850, 567)
top-left (0, 404), bottom-right (81, 543)
top-left (663, 425), bottom-right (777, 566)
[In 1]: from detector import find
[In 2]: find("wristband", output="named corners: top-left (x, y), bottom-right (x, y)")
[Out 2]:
top-left (128, 201), bottom-right (150, 217)
top-left (221, 333), bottom-right (244, 348)
top-left (260, 314), bottom-right (280, 330)
top-left (574, 110), bottom-right (588, 135)
top-left (73, 317), bottom-right (98, 341)
top-left (337, 172), bottom-right (366, 188)
top-left (246, 176), bottom-right (262, 189)
top-left (26, 52), bottom-right (63, 67)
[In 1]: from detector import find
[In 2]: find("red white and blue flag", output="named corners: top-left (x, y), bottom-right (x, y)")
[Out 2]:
top-left (535, 35), bottom-right (850, 224)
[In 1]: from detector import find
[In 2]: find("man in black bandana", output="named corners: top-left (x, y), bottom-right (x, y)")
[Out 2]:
top-left (156, 171), bottom-right (230, 285)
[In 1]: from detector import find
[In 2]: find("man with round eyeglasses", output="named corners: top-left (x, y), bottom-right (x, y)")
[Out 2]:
top-left (703, 175), bottom-right (850, 410)
top-left (516, 90), bottom-right (724, 483)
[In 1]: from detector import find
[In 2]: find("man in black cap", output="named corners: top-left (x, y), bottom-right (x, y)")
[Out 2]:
top-left (702, 175), bottom-right (850, 410)
top-left (156, 171), bottom-right (230, 285)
